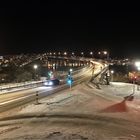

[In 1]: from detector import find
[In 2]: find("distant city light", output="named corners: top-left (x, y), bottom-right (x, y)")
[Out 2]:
top-left (103, 51), bottom-right (107, 55)
top-left (90, 52), bottom-right (93, 55)
top-left (64, 52), bottom-right (67, 55)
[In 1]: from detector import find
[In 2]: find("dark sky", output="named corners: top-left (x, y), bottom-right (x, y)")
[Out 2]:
top-left (0, 2), bottom-right (140, 58)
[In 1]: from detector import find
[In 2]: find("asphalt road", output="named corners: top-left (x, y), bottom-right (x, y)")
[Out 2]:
top-left (0, 64), bottom-right (98, 113)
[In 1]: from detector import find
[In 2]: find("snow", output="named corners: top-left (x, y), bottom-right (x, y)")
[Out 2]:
top-left (0, 82), bottom-right (140, 139)
top-left (102, 82), bottom-right (140, 98)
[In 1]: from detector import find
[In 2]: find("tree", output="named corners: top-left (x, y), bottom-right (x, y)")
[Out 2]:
top-left (15, 71), bottom-right (32, 82)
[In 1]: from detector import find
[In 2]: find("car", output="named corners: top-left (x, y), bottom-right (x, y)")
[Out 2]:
top-left (43, 79), bottom-right (60, 86)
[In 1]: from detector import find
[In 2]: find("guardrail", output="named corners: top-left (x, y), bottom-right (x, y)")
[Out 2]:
top-left (0, 81), bottom-right (44, 93)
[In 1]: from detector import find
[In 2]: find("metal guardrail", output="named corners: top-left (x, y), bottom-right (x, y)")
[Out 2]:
top-left (0, 81), bottom-right (44, 93)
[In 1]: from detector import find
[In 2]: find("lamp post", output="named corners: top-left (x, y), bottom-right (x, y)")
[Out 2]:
top-left (81, 52), bottom-right (84, 57)
top-left (69, 68), bottom-right (73, 73)
top-left (72, 52), bottom-right (75, 57)
top-left (132, 76), bottom-right (137, 94)
top-left (33, 64), bottom-right (38, 80)
top-left (90, 51), bottom-right (93, 58)
top-left (103, 51), bottom-right (109, 60)
top-left (110, 70), bottom-right (114, 82)
top-left (135, 61), bottom-right (140, 91)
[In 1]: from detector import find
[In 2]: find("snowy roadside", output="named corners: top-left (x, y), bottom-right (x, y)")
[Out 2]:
top-left (0, 82), bottom-right (140, 140)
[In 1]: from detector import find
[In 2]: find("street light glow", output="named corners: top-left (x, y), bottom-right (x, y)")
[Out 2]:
top-left (138, 67), bottom-right (140, 71)
top-left (69, 68), bottom-right (73, 72)
top-left (135, 61), bottom-right (140, 67)
top-left (34, 64), bottom-right (38, 69)
top-left (111, 70), bottom-right (114, 74)
top-left (90, 52), bottom-right (93, 55)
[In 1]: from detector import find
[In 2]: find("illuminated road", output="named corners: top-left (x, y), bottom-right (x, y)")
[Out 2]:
top-left (0, 59), bottom-right (107, 113)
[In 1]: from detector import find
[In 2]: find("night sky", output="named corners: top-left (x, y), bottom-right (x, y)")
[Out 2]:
top-left (0, 2), bottom-right (140, 58)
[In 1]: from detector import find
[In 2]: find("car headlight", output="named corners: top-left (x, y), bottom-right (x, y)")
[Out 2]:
top-left (44, 81), bottom-right (53, 86)
top-left (48, 81), bottom-right (53, 86)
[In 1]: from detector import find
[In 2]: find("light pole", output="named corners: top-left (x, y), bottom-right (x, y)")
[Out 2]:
top-left (69, 68), bottom-right (73, 73)
top-left (72, 52), bottom-right (75, 57)
top-left (103, 51), bottom-right (109, 60)
top-left (33, 64), bottom-right (38, 80)
top-left (110, 70), bottom-right (114, 82)
top-left (98, 52), bottom-right (101, 58)
top-left (81, 52), bottom-right (84, 57)
top-left (132, 76), bottom-right (137, 94)
top-left (90, 51), bottom-right (93, 58)
top-left (135, 61), bottom-right (140, 91)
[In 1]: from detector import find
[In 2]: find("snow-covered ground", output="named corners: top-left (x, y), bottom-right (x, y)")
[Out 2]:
top-left (103, 82), bottom-right (140, 98)
top-left (0, 82), bottom-right (140, 140)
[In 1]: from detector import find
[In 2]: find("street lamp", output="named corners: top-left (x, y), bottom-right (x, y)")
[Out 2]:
top-left (81, 52), bottom-right (84, 57)
top-left (33, 64), bottom-right (38, 80)
top-left (69, 68), bottom-right (73, 73)
top-left (138, 67), bottom-right (140, 71)
top-left (135, 61), bottom-right (140, 68)
top-left (110, 70), bottom-right (114, 74)
top-left (110, 70), bottom-right (114, 82)
top-left (34, 64), bottom-right (38, 70)
top-left (103, 51), bottom-right (109, 60)
top-left (90, 51), bottom-right (93, 58)
top-left (135, 61), bottom-right (140, 91)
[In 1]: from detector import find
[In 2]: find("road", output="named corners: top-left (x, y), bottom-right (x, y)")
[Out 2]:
top-left (0, 62), bottom-right (103, 113)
